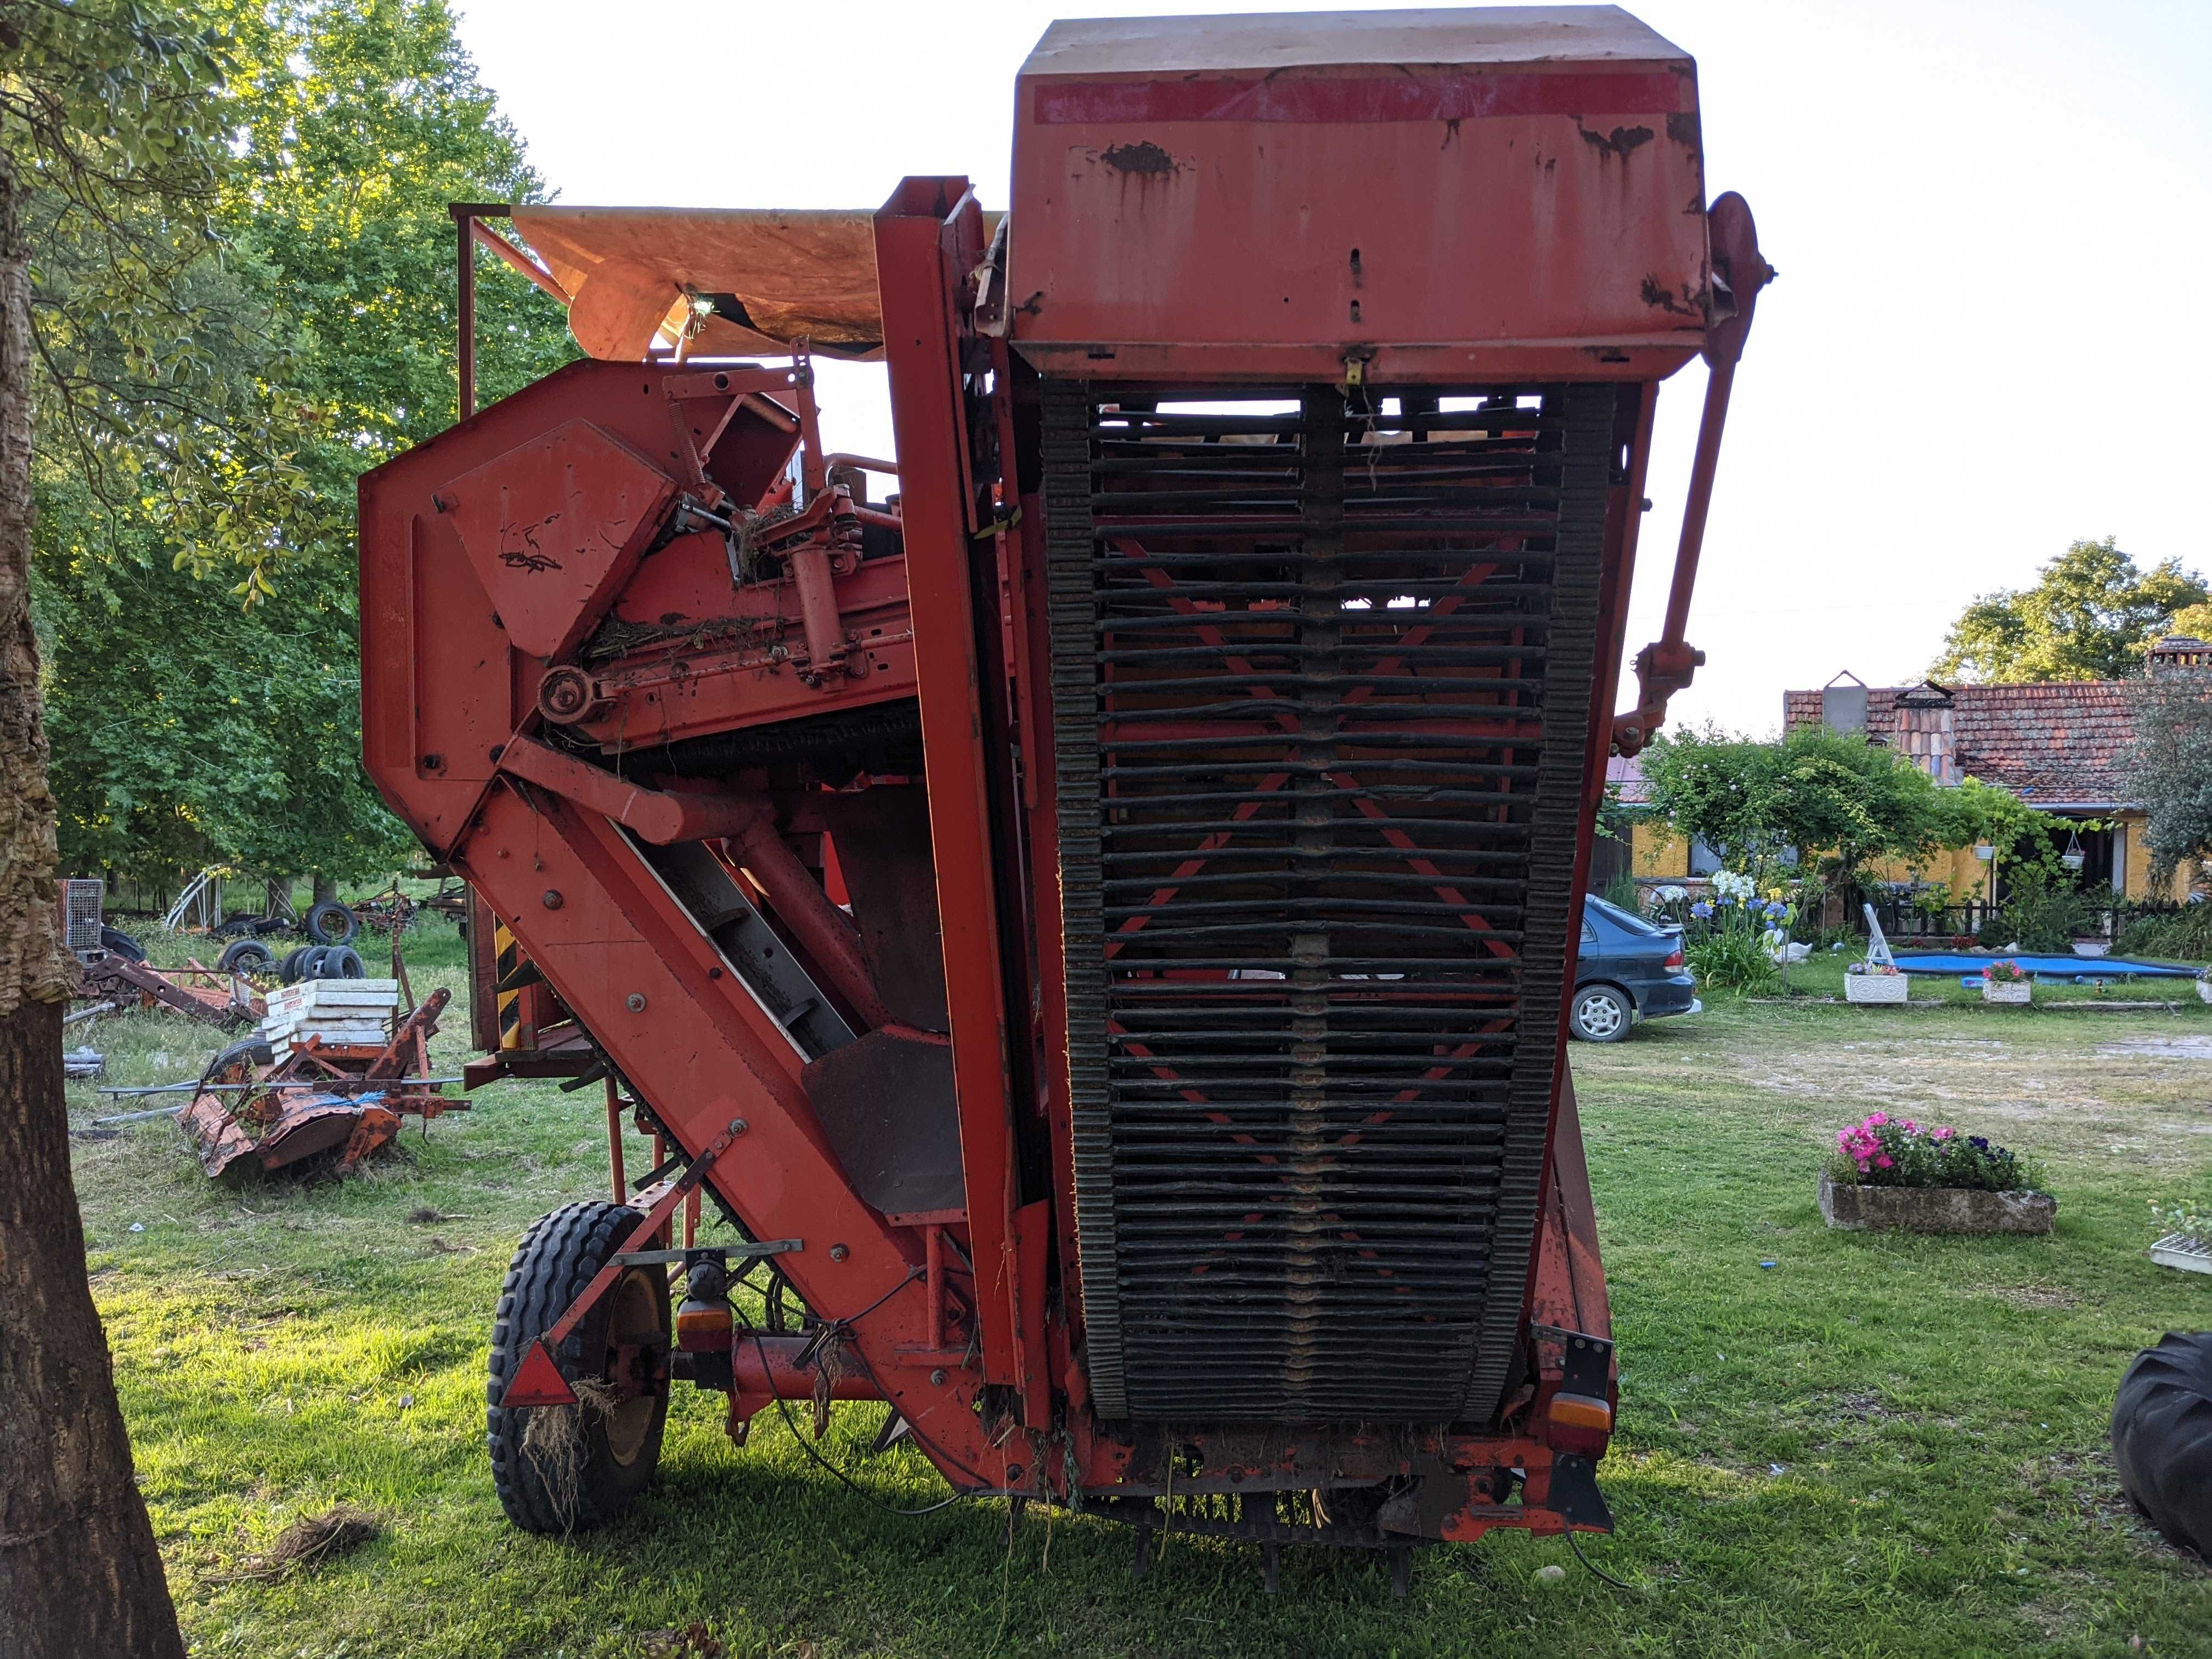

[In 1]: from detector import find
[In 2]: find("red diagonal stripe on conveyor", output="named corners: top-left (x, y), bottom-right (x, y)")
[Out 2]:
top-left (1103, 545), bottom-right (1513, 953)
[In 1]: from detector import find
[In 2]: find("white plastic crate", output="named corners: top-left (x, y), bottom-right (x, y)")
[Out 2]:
top-left (2151, 1233), bottom-right (2212, 1276)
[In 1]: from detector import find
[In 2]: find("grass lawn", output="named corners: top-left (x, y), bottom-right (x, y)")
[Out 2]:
top-left (62, 922), bottom-right (2212, 1657)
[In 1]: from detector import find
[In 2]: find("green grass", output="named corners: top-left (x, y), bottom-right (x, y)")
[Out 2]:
top-left (63, 930), bottom-right (2212, 1657)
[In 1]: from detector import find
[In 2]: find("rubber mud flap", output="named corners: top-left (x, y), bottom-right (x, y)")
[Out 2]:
top-left (1545, 1453), bottom-right (1612, 1531)
top-left (2111, 1330), bottom-right (2212, 1560)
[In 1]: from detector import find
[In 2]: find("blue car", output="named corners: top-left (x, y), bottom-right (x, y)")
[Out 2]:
top-left (1569, 895), bottom-right (1701, 1042)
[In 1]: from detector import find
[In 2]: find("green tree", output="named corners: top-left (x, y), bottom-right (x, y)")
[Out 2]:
top-left (1930, 538), bottom-right (2207, 684)
top-left (2125, 668), bottom-right (2212, 887)
top-left (33, 0), bottom-right (574, 889)
top-left (2, 2), bottom-right (231, 1648)
top-left (1641, 724), bottom-right (1955, 902)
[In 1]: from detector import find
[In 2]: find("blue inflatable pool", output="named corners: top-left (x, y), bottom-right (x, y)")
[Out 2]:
top-left (1891, 951), bottom-right (2198, 980)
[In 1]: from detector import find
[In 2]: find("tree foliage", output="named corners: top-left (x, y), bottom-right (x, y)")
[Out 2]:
top-left (29, 0), bottom-right (574, 884)
top-left (1641, 724), bottom-right (1955, 896)
top-left (2124, 667), bottom-right (2212, 885)
top-left (1930, 538), bottom-right (2208, 684)
top-left (1, 4), bottom-right (235, 1651)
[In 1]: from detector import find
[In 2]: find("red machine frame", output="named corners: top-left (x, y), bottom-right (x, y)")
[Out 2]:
top-left (363, 8), bottom-right (1768, 1575)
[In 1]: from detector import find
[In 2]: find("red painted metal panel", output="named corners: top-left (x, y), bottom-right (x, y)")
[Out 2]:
top-left (1032, 71), bottom-right (1692, 125)
top-left (439, 419), bottom-right (675, 661)
top-left (1010, 12), bottom-right (1708, 380)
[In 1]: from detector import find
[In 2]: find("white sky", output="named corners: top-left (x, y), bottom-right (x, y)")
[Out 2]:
top-left (449, 0), bottom-right (2211, 737)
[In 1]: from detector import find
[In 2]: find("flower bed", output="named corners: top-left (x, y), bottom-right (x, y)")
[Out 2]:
top-left (1982, 958), bottom-right (2032, 1005)
top-left (1821, 1115), bottom-right (2053, 1234)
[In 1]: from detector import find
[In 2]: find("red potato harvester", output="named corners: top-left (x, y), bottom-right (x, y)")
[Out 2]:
top-left (358, 5), bottom-right (1769, 1587)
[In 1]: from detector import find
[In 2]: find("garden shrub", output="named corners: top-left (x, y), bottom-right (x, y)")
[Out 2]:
top-left (2115, 902), bottom-right (2212, 962)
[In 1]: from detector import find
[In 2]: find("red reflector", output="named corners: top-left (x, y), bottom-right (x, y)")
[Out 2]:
top-left (675, 1302), bottom-right (733, 1353)
top-left (1663, 949), bottom-right (1684, 969)
top-left (1548, 1391), bottom-right (1613, 1434)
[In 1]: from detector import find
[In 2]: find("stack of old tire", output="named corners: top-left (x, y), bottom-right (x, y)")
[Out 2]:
top-left (2111, 1331), bottom-right (2212, 1563)
top-left (215, 899), bottom-right (365, 983)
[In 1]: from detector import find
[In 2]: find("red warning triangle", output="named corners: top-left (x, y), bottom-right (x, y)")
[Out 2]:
top-left (501, 1339), bottom-right (579, 1408)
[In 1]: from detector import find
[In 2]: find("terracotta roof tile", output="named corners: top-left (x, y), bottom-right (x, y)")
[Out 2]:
top-left (1782, 680), bottom-right (2138, 806)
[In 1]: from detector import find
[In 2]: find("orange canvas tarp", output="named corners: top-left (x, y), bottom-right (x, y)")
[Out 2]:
top-left (509, 206), bottom-right (889, 362)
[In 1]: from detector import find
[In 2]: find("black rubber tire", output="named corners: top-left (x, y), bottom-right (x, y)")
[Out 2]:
top-left (487, 1202), bottom-right (670, 1534)
top-left (298, 944), bottom-right (332, 981)
top-left (217, 938), bottom-right (276, 975)
top-left (321, 944), bottom-right (366, 980)
top-left (99, 926), bottom-right (146, 962)
top-left (2111, 1330), bottom-right (2212, 1560)
top-left (1567, 982), bottom-right (1633, 1043)
top-left (279, 945), bottom-right (313, 984)
top-left (304, 899), bottom-right (359, 945)
top-left (200, 1035), bottom-right (274, 1089)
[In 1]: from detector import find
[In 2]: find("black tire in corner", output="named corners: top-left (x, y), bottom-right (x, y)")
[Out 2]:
top-left (304, 898), bottom-right (359, 945)
top-left (486, 1201), bottom-right (670, 1534)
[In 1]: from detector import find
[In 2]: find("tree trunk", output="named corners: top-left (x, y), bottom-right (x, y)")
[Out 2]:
top-left (312, 873), bottom-right (337, 905)
top-left (0, 151), bottom-right (187, 1659)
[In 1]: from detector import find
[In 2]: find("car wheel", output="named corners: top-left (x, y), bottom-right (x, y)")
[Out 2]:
top-left (1568, 983), bottom-right (1633, 1043)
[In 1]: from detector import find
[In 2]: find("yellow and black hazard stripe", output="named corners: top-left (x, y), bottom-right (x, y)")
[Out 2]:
top-left (494, 919), bottom-right (522, 1050)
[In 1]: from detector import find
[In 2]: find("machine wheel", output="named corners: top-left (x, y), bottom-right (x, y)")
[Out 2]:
top-left (320, 944), bottom-right (366, 979)
top-left (99, 926), bottom-right (146, 962)
top-left (486, 1201), bottom-right (670, 1534)
top-left (304, 899), bottom-right (359, 945)
top-left (217, 938), bottom-right (276, 975)
top-left (1567, 983), bottom-right (1633, 1043)
top-left (2111, 1331), bottom-right (2212, 1559)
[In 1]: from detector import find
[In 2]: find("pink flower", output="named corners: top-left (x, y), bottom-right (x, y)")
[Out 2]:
top-left (1866, 1113), bottom-right (1889, 1127)
top-left (1875, 1155), bottom-right (1894, 1169)
top-left (1903, 1120), bottom-right (1918, 1133)
top-left (1932, 1126), bottom-right (1955, 1142)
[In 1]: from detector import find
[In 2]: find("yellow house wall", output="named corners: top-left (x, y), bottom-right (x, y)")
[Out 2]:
top-left (1630, 821), bottom-right (1692, 879)
top-left (1626, 810), bottom-right (2194, 901)
top-left (2115, 811), bottom-right (2194, 903)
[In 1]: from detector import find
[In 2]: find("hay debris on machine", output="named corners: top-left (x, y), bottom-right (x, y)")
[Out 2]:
top-left (357, 5), bottom-right (1769, 1588)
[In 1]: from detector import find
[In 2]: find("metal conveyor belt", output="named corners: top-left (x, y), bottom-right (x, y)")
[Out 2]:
top-left (1043, 381), bottom-right (1615, 1422)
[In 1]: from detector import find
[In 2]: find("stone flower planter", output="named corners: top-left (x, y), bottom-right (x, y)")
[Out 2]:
top-left (1818, 1171), bottom-right (2056, 1235)
top-left (1982, 979), bottom-right (2032, 1005)
top-left (1846, 972), bottom-right (1908, 1005)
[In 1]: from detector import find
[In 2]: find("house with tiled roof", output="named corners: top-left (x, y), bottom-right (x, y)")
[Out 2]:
top-left (1620, 638), bottom-right (2203, 904)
